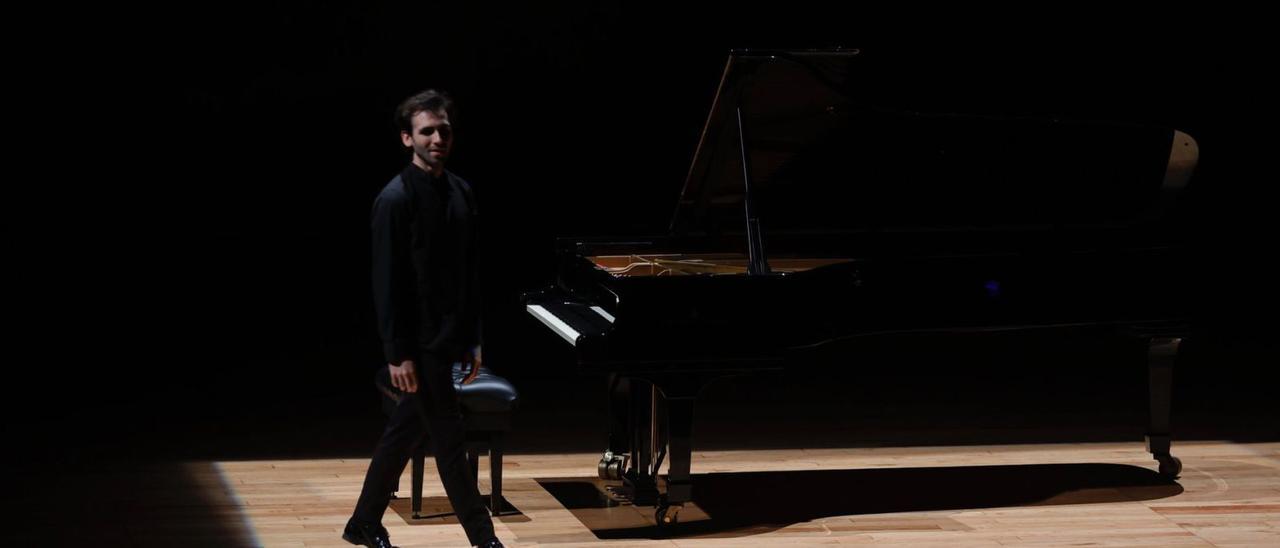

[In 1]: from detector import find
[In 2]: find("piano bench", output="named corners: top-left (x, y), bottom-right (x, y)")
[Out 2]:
top-left (374, 363), bottom-right (519, 517)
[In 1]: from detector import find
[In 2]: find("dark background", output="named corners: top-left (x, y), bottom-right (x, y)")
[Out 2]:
top-left (7, 2), bottom-right (1276, 465)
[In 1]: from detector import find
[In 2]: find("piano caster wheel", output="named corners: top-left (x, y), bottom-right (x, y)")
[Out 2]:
top-left (656, 503), bottom-right (682, 526)
top-left (1156, 455), bottom-right (1182, 479)
top-left (598, 450), bottom-right (627, 480)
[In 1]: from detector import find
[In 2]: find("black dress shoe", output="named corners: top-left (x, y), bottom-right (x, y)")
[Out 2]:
top-left (475, 537), bottom-right (504, 548)
top-left (342, 521), bottom-right (397, 548)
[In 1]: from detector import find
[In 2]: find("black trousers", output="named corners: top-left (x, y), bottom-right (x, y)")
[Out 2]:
top-left (351, 352), bottom-right (495, 545)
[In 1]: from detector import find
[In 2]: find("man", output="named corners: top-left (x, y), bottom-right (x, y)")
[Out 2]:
top-left (345, 89), bottom-right (503, 548)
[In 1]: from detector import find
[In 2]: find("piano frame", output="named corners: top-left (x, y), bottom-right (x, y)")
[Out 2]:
top-left (523, 48), bottom-right (1199, 528)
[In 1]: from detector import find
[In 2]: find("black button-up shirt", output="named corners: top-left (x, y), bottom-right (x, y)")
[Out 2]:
top-left (371, 163), bottom-right (481, 364)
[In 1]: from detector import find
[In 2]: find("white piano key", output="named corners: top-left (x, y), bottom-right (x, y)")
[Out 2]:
top-left (590, 306), bottom-right (615, 323)
top-left (526, 304), bottom-right (581, 346)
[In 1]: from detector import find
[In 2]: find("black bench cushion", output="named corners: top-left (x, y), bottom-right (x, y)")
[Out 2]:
top-left (374, 365), bottom-right (518, 414)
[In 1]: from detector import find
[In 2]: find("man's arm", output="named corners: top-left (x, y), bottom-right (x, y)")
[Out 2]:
top-left (371, 186), bottom-right (417, 382)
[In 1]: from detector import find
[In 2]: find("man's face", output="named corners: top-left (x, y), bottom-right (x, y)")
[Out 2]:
top-left (400, 109), bottom-right (453, 172)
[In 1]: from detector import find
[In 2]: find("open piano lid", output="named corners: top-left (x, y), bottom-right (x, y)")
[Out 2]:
top-left (669, 49), bottom-right (1197, 244)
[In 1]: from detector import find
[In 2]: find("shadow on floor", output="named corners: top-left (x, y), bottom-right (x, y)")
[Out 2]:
top-left (538, 462), bottom-right (1182, 539)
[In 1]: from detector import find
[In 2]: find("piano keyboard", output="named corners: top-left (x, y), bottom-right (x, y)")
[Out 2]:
top-left (526, 300), bottom-right (614, 346)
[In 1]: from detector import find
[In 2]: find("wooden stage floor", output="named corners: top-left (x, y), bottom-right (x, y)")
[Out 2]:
top-left (199, 440), bottom-right (1278, 547)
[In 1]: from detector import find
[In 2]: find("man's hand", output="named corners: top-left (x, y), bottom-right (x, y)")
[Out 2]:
top-left (461, 346), bottom-right (482, 385)
top-left (389, 360), bottom-right (418, 393)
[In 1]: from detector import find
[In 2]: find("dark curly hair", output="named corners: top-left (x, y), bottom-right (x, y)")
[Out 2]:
top-left (395, 89), bottom-right (455, 133)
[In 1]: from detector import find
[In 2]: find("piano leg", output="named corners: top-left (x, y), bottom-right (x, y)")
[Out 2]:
top-left (1146, 337), bottom-right (1182, 479)
top-left (599, 374), bottom-right (631, 481)
top-left (601, 377), bottom-right (661, 505)
top-left (601, 372), bottom-right (712, 526)
top-left (657, 396), bottom-right (695, 525)
top-left (627, 380), bottom-right (661, 505)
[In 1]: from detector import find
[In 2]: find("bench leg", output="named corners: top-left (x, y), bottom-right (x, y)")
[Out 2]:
top-left (411, 447), bottom-right (425, 518)
top-left (467, 445), bottom-right (480, 485)
top-left (489, 432), bottom-right (504, 516)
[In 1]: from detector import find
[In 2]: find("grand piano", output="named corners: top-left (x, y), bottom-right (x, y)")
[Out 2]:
top-left (522, 49), bottom-right (1199, 525)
